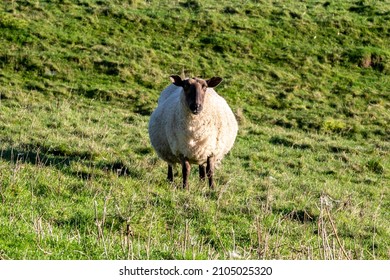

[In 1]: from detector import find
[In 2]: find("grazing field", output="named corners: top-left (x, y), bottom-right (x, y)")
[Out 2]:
top-left (0, 0), bottom-right (389, 259)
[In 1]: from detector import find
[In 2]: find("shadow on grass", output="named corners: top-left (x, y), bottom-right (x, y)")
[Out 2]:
top-left (0, 147), bottom-right (72, 168)
top-left (275, 207), bottom-right (318, 224)
top-left (0, 146), bottom-right (139, 179)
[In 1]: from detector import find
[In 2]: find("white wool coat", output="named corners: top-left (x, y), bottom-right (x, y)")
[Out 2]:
top-left (148, 83), bottom-right (238, 166)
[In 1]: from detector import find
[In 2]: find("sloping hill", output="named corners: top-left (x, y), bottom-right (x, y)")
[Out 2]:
top-left (0, 0), bottom-right (389, 259)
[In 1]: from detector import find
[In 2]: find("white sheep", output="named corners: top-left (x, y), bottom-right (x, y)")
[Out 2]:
top-left (148, 75), bottom-right (238, 189)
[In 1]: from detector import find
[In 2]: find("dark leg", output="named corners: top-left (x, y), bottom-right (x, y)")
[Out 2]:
top-left (181, 157), bottom-right (191, 190)
top-left (199, 165), bottom-right (206, 181)
top-left (167, 164), bottom-right (173, 182)
top-left (206, 156), bottom-right (215, 188)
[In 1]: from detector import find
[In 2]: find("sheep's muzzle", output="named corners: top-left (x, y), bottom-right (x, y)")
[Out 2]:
top-left (190, 103), bottom-right (202, 115)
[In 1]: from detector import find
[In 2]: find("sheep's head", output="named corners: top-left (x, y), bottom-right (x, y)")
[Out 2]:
top-left (170, 75), bottom-right (222, 115)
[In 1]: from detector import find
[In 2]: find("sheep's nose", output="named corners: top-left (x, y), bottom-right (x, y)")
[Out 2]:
top-left (190, 104), bottom-right (202, 114)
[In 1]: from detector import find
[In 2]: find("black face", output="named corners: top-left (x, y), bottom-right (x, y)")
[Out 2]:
top-left (170, 75), bottom-right (223, 115)
top-left (182, 78), bottom-right (208, 115)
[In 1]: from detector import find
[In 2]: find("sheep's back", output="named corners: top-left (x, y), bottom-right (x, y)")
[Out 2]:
top-left (158, 84), bottom-right (181, 105)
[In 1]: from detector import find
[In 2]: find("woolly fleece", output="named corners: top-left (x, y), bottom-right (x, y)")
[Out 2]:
top-left (148, 82), bottom-right (238, 166)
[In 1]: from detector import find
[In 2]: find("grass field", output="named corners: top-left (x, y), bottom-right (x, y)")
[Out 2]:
top-left (0, 0), bottom-right (389, 259)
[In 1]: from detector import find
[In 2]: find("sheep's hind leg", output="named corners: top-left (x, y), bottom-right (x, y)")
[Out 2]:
top-left (167, 164), bottom-right (173, 182)
top-left (199, 165), bottom-right (206, 181)
top-left (206, 156), bottom-right (215, 189)
top-left (181, 157), bottom-right (191, 190)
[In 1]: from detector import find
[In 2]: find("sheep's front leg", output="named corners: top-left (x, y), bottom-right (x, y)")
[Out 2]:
top-left (167, 164), bottom-right (173, 182)
top-left (206, 156), bottom-right (215, 188)
top-left (199, 165), bottom-right (206, 181)
top-left (181, 157), bottom-right (191, 190)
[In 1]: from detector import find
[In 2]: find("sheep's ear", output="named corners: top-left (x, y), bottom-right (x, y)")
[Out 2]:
top-left (206, 77), bottom-right (223, 88)
top-left (170, 75), bottom-right (184, 87)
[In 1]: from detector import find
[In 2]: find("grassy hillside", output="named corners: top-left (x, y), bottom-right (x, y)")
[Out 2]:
top-left (0, 0), bottom-right (389, 259)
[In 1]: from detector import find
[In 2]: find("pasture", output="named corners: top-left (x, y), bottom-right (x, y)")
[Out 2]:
top-left (0, 0), bottom-right (389, 259)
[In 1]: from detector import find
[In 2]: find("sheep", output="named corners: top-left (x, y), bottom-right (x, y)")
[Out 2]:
top-left (148, 75), bottom-right (238, 189)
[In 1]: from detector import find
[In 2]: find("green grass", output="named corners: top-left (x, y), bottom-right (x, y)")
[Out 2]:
top-left (0, 0), bottom-right (389, 259)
